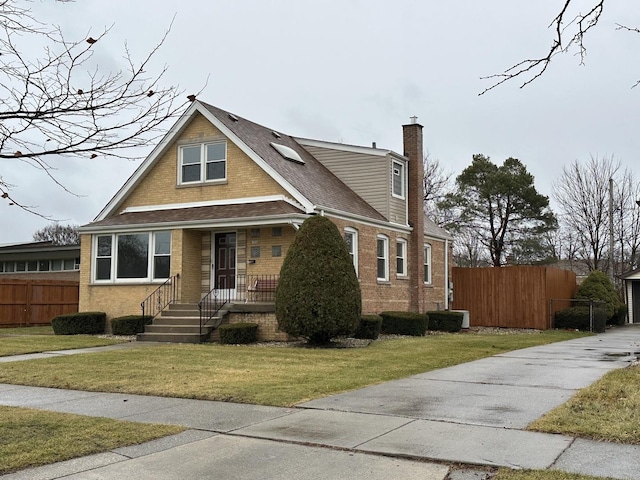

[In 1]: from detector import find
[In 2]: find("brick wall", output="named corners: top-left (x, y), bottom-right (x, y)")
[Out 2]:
top-left (0, 271), bottom-right (79, 282)
top-left (211, 311), bottom-right (292, 342)
top-left (179, 230), bottom-right (202, 303)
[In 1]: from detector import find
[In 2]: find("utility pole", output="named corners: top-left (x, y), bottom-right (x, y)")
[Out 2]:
top-left (609, 177), bottom-right (614, 280)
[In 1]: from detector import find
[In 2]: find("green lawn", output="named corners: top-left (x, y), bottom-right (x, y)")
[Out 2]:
top-left (0, 326), bottom-right (54, 335)
top-left (0, 330), bottom-right (585, 406)
top-left (495, 469), bottom-right (615, 480)
top-left (0, 332), bottom-right (126, 357)
top-left (0, 406), bottom-right (184, 475)
top-left (529, 364), bottom-right (640, 444)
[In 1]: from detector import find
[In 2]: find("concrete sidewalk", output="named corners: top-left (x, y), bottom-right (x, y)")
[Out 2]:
top-left (1, 326), bottom-right (640, 479)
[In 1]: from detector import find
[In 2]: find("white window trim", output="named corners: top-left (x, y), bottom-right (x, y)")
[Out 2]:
top-left (92, 232), bottom-right (171, 284)
top-left (396, 238), bottom-right (407, 277)
top-left (377, 234), bottom-right (389, 282)
top-left (391, 160), bottom-right (405, 199)
top-left (424, 243), bottom-right (432, 285)
top-left (178, 141), bottom-right (227, 185)
top-left (344, 227), bottom-right (358, 276)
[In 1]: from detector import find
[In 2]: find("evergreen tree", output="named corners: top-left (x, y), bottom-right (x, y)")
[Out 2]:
top-left (275, 216), bottom-right (361, 344)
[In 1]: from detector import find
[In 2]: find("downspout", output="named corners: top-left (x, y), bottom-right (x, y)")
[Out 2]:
top-left (444, 239), bottom-right (449, 310)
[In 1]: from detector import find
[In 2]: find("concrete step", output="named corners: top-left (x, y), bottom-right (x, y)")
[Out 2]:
top-left (168, 303), bottom-right (199, 311)
top-left (136, 332), bottom-right (211, 343)
top-left (153, 316), bottom-right (203, 326)
top-left (160, 310), bottom-right (201, 318)
top-left (144, 325), bottom-right (206, 334)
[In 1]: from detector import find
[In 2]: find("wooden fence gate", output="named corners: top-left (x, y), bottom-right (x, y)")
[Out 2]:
top-left (0, 279), bottom-right (79, 327)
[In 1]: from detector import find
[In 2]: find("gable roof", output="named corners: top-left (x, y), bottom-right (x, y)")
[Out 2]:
top-left (424, 216), bottom-right (453, 241)
top-left (199, 103), bottom-right (385, 221)
top-left (95, 101), bottom-right (386, 224)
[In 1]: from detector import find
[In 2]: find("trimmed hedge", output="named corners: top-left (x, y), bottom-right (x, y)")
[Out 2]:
top-left (275, 216), bottom-right (361, 344)
top-left (111, 315), bottom-right (154, 335)
top-left (219, 323), bottom-right (258, 344)
top-left (427, 311), bottom-right (463, 333)
top-left (380, 311), bottom-right (429, 336)
top-left (51, 312), bottom-right (106, 335)
top-left (554, 306), bottom-right (607, 333)
top-left (355, 315), bottom-right (382, 340)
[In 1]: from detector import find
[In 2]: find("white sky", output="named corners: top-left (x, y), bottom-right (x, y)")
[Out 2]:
top-left (2, 1), bottom-right (639, 244)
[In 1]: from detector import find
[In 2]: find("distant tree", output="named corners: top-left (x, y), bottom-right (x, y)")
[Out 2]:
top-left (440, 154), bottom-right (557, 267)
top-left (423, 152), bottom-right (453, 222)
top-left (275, 216), bottom-right (361, 345)
top-left (552, 155), bottom-right (640, 278)
top-left (0, 0), bottom-right (197, 216)
top-left (33, 223), bottom-right (79, 245)
top-left (482, 1), bottom-right (640, 93)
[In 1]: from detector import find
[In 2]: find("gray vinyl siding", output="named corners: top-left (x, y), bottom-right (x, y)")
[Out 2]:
top-left (302, 145), bottom-right (390, 218)
top-left (389, 196), bottom-right (406, 225)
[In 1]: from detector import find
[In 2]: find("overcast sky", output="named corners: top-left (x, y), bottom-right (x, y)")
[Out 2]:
top-left (2, 1), bottom-right (639, 244)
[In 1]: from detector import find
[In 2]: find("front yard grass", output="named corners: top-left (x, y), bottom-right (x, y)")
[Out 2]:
top-left (0, 333), bottom-right (126, 357)
top-left (495, 469), bottom-right (614, 480)
top-left (0, 406), bottom-right (184, 475)
top-left (529, 364), bottom-right (640, 444)
top-left (0, 330), bottom-right (585, 406)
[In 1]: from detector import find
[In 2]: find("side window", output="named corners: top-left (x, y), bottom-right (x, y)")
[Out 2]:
top-left (424, 244), bottom-right (432, 284)
top-left (344, 228), bottom-right (358, 275)
top-left (396, 239), bottom-right (407, 276)
top-left (377, 235), bottom-right (389, 281)
top-left (392, 160), bottom-right (405, 198)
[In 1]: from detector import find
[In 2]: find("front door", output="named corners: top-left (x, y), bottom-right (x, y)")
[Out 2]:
top-left (212, 232), bottom-right (236, 298)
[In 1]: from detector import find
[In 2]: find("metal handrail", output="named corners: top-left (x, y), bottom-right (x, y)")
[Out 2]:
top-left (198, 274), bottom-right (279, 334)
top-left (199, 287), bottom-right (230, 335)
top-left (141, 274), bottom-right (180, 319)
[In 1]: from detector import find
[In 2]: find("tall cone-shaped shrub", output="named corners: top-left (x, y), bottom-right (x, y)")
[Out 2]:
top-left (275, 215), bottom-right (361, 344)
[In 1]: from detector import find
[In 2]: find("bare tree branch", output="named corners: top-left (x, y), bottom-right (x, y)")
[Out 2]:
top-left (0, 0), bottom-right (203, 214)
top-left (480, 1), bottom-right (607, 95)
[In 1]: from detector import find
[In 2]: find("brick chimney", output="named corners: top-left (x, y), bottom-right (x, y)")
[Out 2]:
top-left (403, 117), bottom-right (425, 313)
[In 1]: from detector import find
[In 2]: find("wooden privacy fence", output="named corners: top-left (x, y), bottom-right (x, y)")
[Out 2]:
top-left (451, 266), bottom-right (577, 330)
top-left (0, 279), bottom-right (79, 327)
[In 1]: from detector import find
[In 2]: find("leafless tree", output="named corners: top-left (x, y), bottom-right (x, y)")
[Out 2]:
top-left (0, 0), bottom-right (197, 215)
top-left (481, 1), bottom-right (640, 94)
top-left (33, 222), bottom-right (79, 245)
top-left (423, 152), bottom-right (453, 222)
top-left (552, 155), bottom-right (632, 274)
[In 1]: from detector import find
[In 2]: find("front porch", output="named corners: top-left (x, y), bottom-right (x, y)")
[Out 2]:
top-left (139, 274), bottom-right (282, 343)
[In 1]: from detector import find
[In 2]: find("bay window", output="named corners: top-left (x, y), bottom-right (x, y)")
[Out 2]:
top-left (93, 231), bottom-right (171, 282)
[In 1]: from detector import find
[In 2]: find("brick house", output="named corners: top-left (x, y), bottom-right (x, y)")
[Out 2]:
top-left (78, 101), bottom-right (453, 341)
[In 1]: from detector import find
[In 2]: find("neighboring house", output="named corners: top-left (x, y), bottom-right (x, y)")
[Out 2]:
top-left (0, 241), bottom-right (80, 281)
top-left (78, 101), bottom-right (453, 340)
top-left (622, 268), bottom-right (640, 324)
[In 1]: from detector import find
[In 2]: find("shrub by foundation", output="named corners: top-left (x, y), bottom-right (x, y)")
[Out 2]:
top-left (276, 216), bottom-right (361, 345)
top-left (427, 311), bottom-right (463, 333)
top-left (355, 315), bottom-right (382, 340)
top-left (219, 323), bottom-right (258, 344)
top-left (380, 311), bottom-right (429, 336)
top-left (610, 303), bottom-right (628, 326)
top-left (51, 312), bottom-right (106, 335)
top-left (111, 315), bottom-right (153, 335)
top-left (554, 306), bottom-right (607, 333)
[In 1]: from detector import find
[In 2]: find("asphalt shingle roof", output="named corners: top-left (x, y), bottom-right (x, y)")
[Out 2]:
top-left (200, 102), bottom-right (386, 222)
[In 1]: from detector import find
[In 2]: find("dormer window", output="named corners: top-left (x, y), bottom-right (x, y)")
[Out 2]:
top-left (392, 160), bottom-right (405, 199)
top-left (179, 141), bottom-right (227, 184)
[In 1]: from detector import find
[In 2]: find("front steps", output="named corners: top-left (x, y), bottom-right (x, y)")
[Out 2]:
top-left (137, 303), bottom-right (228, 343)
